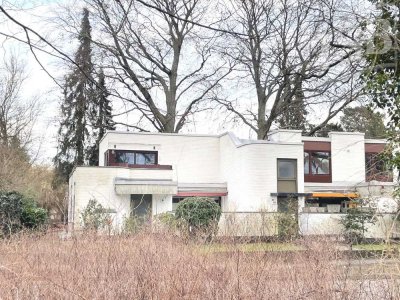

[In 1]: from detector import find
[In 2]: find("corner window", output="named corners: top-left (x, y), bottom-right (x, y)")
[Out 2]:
top-left (136, 153), bottom-right (157, 165)
top-left (116, 152), bottom-right (135, 164)
top-left (112, 150), bottom-right (158, 165)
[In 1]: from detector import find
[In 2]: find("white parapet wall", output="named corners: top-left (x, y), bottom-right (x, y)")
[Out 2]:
top-left (299, 213), bottom-right (399, 239)
top-left (214, 212), bottom-right (400, 239)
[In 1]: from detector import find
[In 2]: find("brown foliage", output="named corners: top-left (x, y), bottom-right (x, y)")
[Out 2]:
top-left (0, 144), bottom-right (67, 222)
top-left (0, 232), bottom-right (399, 299)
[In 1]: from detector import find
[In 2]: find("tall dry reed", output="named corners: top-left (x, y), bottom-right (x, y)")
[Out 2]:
top-left (0, 231), bottom-right (399, 299)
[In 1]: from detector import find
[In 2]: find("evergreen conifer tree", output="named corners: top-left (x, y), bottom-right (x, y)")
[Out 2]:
top-left (54, 8), bottom-right (95, 183)
top-left (278, 81), bottom-right (308, 131)
top-left (87, 68), bottom-right (115, 166)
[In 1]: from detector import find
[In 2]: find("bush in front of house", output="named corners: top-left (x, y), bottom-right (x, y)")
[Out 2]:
top-left (80, 199), bottom-right (112, 231)
top-left (175, 197), bottom-right (222, 241)
top-left (0, 191), bottom-right (47, 237)
top-left (340, 207), bottom-right (376, 244)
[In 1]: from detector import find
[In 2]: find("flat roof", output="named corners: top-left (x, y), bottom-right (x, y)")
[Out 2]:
top-left (100, 130), bottom-right (387, 148)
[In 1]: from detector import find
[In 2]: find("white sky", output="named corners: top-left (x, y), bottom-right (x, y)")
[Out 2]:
top-left (0, 0), bottom-right (261, 164)
top-left (0, 0), bottom-right (382, 164)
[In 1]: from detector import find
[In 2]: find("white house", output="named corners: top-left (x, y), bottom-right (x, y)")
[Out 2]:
top-left (68, 130), bottom-right (398, 237)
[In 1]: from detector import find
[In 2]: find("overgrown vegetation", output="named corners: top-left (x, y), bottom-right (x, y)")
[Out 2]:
top-left (0, 191), bottom-right (47, 237)
top-left (0, 232), bottom-right (399, 298)
top-left (175, 197), bottom-right (222, 241)
top-left (276, 198), bottom-right (299, 241)
top-left (80, 199), bottom-right (112, 231)
top-left (340, 207), bottom-right (376, 244)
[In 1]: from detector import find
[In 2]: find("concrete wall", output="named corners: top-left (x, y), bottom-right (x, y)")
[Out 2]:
top-left (99, 132), bottom-right (221, 184)
top-left (69, 167), bottom-right (173, 230)
top-left (219, 133), bottom-right (304, 212)
top-left (299, 213), bottom-right (399, 239)
top-left (329, 132), bottom-right (366, 183)
top-left (70, 130), bottom-right (396, 235)
top-left (216, 212), bottom-right (400, 239)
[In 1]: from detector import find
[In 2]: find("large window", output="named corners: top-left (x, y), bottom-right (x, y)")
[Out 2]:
top-left (304, 152), bottom-right (330, 175)
top-left (304, 151), bottom-right (332, 182)
top-left (114, 150), bottom-right (157, 165)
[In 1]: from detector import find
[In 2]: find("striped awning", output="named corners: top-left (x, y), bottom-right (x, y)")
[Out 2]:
top-left (114, 177), bottom-right (177, 195)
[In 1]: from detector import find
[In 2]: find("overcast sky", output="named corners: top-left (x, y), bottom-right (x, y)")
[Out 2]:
top-left (0, 0), bottom-right (378, 164)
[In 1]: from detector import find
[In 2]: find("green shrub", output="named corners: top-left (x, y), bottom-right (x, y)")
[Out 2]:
top-left (0, 191), bottom-right (47, 237)
top-left (0, 191), bottom-right (23, 236)
top-left (340, 207), bottom-right (376, 244)
top-left (122, 215), bottom-right (141, 234)
top-left (80, 199), bottom-right (112, 231)
top-left (175, 197), bottom-right (221, 240)
top-left (277, 213), bottom-right (298, 241)
top-left (157, 212), bottom-right (179, 231)
top-left (276, 198), bottom-right (298, 241)
top-left (20, 197), bottom-right (47, 229)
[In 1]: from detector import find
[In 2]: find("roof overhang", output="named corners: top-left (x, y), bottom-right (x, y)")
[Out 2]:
top-left (310, 192), bottom-right (359, 198)
top-left (114, 177), bottom-right (177, 195)
top-left (271, 193), bottom-right (312, 197)
top-left (177, 182), bottom-right (228, 197)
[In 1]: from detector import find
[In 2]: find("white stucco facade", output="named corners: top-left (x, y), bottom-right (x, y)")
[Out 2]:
top-left (69, 130), bottom-right (398, 238)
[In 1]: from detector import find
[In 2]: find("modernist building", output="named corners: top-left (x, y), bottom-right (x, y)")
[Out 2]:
top-left (68, 130), bottom-right (397, 237)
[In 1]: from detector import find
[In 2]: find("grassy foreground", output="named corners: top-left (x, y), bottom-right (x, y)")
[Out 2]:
top-left (0, 231), bottom-right (400, 299)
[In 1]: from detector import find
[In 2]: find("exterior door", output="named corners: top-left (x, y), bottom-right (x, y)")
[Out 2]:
top-left (131, 194), bottom-right (152, 219)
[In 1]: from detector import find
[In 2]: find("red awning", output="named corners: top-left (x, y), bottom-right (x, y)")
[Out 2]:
top-left (176, 192), bottom-right (227, 197)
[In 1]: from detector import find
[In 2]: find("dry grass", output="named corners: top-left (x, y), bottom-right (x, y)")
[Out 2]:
top-left (0, 231), bottom-right (399, 299)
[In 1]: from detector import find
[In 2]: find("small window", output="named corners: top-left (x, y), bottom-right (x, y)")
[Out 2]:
top-left (304, 152), bottom-right (310, 174)
top-left (278, 159), bottom-right (296, 179)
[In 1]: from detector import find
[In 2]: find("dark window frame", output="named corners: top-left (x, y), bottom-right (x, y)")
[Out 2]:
top-left (365, 152), bottom-right (393, 182)
top-left (106, 149), bottom-right (159, 166)
top-left (304, 151), bottom-right (332, 183)
top-left (277, 159), bottom-right (298, 194)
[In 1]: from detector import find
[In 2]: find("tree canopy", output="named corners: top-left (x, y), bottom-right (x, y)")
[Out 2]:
top-left (340, 106), bottom-right (386, 138)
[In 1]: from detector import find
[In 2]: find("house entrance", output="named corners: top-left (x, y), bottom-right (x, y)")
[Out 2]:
top-left (131, 194), bottom-right (152, 219)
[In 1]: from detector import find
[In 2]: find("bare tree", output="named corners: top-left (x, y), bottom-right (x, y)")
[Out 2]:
top-left (217, 0), bottom-right (364, 139)
top-left (81, 0), bottom-right (233, 133)
top-left (0, 54), bottom-right (39, 148)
